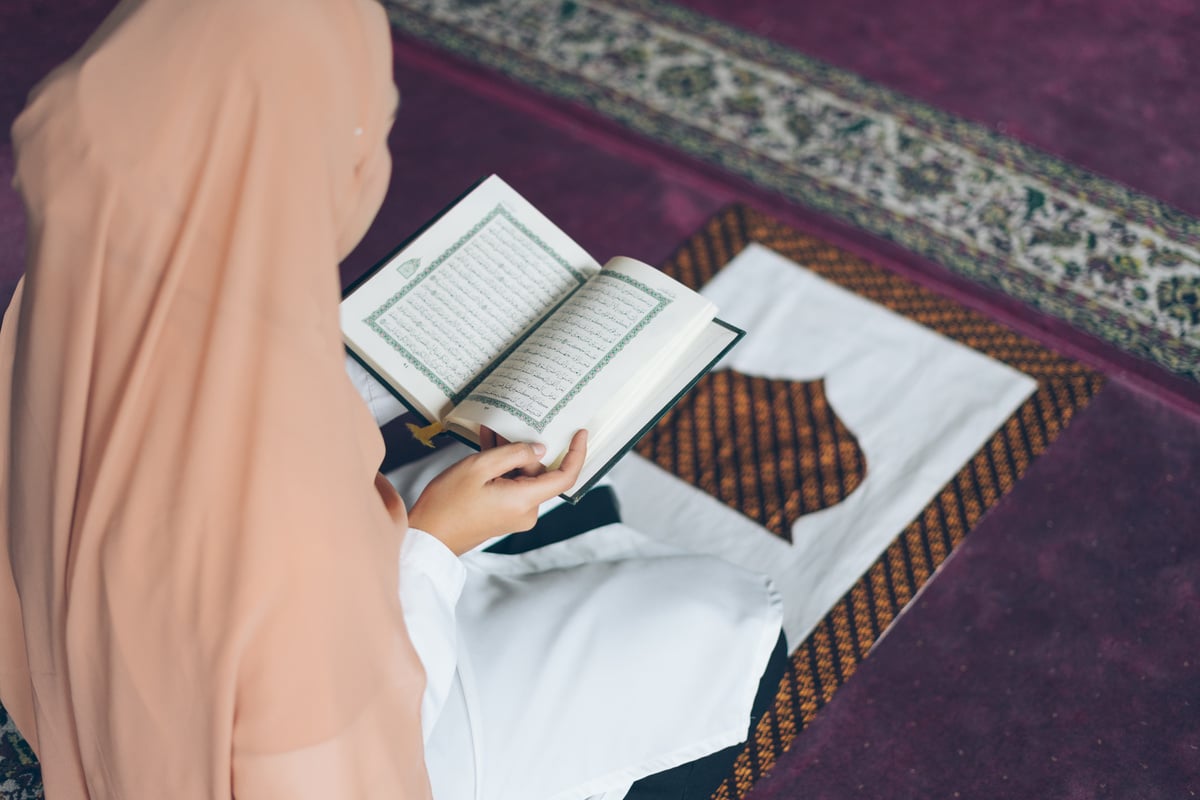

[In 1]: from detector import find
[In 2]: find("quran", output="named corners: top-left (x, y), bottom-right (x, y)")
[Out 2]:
top-left (341, 175), bottom-right (743, 502)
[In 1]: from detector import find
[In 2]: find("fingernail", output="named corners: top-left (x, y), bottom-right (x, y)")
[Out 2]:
top-left (531, 442), bottom-right (546, 456)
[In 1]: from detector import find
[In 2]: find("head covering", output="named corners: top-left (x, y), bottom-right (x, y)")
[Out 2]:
top-left (0, 0), bottom-right (431, 795)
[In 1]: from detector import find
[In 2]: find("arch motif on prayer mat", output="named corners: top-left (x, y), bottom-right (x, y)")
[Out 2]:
top-left (637, 373), bottom-right (867, 540)
top-left (645, 204), bottom-right (1103, 800)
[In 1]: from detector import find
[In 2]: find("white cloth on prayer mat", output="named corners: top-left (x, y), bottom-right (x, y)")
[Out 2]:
top-left (608, 244), bottom-right (1037, 647)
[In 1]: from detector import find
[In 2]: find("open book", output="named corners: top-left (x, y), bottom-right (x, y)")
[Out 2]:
top-left (341, 175), bottom-right (743, 502)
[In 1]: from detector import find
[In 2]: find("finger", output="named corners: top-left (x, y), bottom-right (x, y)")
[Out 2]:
top-left (513, 462), bottom-right (546, 478)
top-left (519, 429), bottom-right (589, 497)
top-left (473, 440), bottom-right (548, 479)
top-left (553, 429), bottom-right (588, 484)
top-left (479, 426), bottom-right (496, 450)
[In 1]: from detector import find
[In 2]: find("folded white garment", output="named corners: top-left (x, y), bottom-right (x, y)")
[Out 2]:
top-left (407, 516), bottom-right (782, 800)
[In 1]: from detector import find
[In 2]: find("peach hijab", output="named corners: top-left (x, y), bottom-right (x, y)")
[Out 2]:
top-left (0, 0), bottom-right (431, 796)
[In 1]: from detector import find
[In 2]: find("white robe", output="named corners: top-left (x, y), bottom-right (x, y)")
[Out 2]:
top-left (347, 358), bottom-right (783, 800)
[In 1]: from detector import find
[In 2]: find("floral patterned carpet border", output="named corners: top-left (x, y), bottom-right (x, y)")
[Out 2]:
top-left (384, 0), bottom-right (1200, 384)
top-left (0, 710), bottom-right (38, 800)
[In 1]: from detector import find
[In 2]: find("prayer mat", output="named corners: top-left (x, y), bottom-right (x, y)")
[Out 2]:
top-left (607, 204), bottom-right (1103, 799)
top-left (383, 0), bottom-right (1200, 387)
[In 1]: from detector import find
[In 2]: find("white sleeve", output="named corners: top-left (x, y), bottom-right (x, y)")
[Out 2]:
top-left (344, 352), bottom-right (409, 428)
top-left (398, 527), bottom-right (466, 743)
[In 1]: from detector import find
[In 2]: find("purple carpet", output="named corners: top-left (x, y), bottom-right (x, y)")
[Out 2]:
top-left (746, 383), bottom-right (1200, 800)
top-left (678, 0), bottom-right (1200, 219)
top-left (2, 1), bottom-right (1199, 798)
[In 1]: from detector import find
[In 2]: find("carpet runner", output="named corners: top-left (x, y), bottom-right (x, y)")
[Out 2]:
top-left (383, 0), bottom-right (1200, 387)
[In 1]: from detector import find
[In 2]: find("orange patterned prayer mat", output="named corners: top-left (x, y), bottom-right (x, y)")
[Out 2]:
top-left (634, 205), bottom-right (1104, 800)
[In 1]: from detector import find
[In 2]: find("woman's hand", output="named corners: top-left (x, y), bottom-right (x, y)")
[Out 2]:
top-left (407, 430), bottom-right (588, 555)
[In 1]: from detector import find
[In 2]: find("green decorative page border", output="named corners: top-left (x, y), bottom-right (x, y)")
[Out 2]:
top-left (466, 271), bottom-right (670, 432)
top-left (363, 203), bottom-right (588, 401)
top-left (384, 0), bottom-right (1200, 383)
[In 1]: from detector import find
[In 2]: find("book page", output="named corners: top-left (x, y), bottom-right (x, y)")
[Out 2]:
top-left (461, 271), bottom-right (669, 431)
top-left (341, 176), bottom-right (601, 421)
top-left (360, 208), bottom-right (589, 398)
top-left (447, 257), bottom-right (716, 463)
top-left (566, 321), bottom-right (740, 499)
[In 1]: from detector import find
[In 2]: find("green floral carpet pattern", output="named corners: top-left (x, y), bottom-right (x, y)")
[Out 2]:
top-left (0, 709), bottom-right (40, 800)
top-left (385, 0), bottom-right (1200, 383)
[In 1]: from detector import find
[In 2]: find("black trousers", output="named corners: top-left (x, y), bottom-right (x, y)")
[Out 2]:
top-left (491, 488), bottom-right (790, 800)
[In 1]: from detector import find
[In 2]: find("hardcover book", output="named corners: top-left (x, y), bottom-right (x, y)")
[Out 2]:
top-left (341, 175), bottom-right (743, 502)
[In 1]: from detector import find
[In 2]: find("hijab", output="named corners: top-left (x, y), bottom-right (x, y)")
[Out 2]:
top-left (0, 0), bottom-right (431, 795)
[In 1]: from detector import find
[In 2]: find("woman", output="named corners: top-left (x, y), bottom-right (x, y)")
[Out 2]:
top-left (0, 0), bottom-right (781, 797)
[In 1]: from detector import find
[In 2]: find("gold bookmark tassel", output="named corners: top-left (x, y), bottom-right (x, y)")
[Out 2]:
top-left (406, 419), bottom-right (445, 448)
